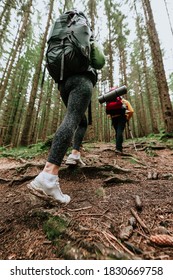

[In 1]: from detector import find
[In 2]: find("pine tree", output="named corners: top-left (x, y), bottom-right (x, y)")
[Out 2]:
top-left (142, 0), bottom-right (173, 133)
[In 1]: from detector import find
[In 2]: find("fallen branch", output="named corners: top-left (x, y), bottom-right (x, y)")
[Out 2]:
top-left (81, 164), bottom-right (131, 173)
top-left (147, 145), bottom-right (166, 150)
top-left (130, 208), bottom-right (149, 234)
top-left (67, 206), bottom-right (92, 212)
top-left (102, 231), bottom-right (121, 253)
top-left (9, 175), bottom-right (36, 186)
top-left (59, 164), bottom-right (131, 179)
top-left (123, 241), bottom-right (143, 255)
top-left (104, 176), bottom-right (137, 185)
top-left (113, 165), bottom-right (131, 172)
top-left (103, 230), bottom-right (135, 257)
top-left (8, 162), bottom-right (44, 171)
top-left (0, 177), bottom-right (10, 184)
top-left (0, 176), bottom-right (34, 185)
top-left (123, 156), bottom-right (146, 166)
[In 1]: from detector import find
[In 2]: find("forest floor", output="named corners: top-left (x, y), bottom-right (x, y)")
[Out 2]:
top-left (0, 137), bottom-right (173, 260)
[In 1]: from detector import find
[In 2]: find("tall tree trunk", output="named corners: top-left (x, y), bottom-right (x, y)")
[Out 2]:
top-left (20, 0), bottom-right (55, 145)
top-left (0, 0), bottom-right (32, 106)
top-left (31, 66), bottom-right (47, 143)
top-left (2, 47), bottom-right (29, 145)
top-left (41, 79), bottom-right (54, 141)
top-left (0, 0), bottom-right (9, 23)
top-left (0, 21), bottom-right (21, 90)
top-left (163, 0), bottom-right (173, 38)
top-left (142, 0), bottom-right (173, 133)
top-left (133, 3), bottom-right (158, 134)
top-left (0, 3), bottom-right (11, 55)
top-left (51, 90), bottom-right (62, 135)
top-left (104, 0), bottom-right (116, 87)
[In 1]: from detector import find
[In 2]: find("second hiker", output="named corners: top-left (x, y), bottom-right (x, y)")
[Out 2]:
top-left (106, 88), bottom-right (134, 154)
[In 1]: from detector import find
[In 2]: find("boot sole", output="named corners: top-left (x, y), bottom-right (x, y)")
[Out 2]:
top-left (27, 183), bottom-right (70, 206)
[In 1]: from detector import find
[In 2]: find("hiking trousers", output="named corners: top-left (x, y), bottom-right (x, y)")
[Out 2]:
top-left (47, 75), bottom-right (93, 166)
top-left (112, 115), bottom-right (127, 152)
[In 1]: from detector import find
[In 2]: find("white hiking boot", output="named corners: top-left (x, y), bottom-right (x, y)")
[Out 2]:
top-left (65, 153), bottom-right (86, 166)
top-left (27, 172), bottom-right (71, 204)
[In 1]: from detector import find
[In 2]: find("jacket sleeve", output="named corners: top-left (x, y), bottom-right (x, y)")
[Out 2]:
top-left (123, 100), bottom-right (134, 121)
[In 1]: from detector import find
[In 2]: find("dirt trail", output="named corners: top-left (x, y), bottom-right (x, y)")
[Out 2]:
top-left (0, 142), bottom-right (173, 260)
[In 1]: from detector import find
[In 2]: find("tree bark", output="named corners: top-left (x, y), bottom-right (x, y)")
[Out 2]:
top-left (20, 0), bottom-right (55, 145)
top-left (142, 0), bottom-right (173, 133)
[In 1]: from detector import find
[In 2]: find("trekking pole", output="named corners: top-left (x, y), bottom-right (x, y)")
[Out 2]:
top-left (127, 122), bottom-right (137, 151)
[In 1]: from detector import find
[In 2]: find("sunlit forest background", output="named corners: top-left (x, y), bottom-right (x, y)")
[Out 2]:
top-left (0, 0), bottom-right (173, 148)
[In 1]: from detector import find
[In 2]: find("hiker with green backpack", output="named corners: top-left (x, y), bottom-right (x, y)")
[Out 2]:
top-left (27, 10), bottom-right (105, 204)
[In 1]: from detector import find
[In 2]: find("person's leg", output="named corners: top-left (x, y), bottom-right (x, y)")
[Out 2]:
top-left (47, 75), bottom-right (93, 166)
top-left (65, 115), bottom-right (88, 165)
top-left (73, 116), bottom-right (88, 151)
top-left (115, 116), bottom-right (126, 152)
top-left (112, 119), bottom-right (119, 151)
top-left (28, 75), bottom-right (93, 203)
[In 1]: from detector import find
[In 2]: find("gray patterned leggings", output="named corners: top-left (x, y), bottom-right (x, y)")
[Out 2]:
top-left (47, 75), bottom-right (93, 166)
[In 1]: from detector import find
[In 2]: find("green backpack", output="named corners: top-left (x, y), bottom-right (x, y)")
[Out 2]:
top-left (46, 10), bottom-right (92, 83)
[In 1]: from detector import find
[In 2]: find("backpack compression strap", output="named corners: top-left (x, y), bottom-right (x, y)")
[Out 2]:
top-left (60, 39), bottom-right (65, 81)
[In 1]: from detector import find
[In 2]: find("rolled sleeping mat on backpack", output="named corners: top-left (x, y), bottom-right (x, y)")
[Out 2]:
top-left (98, 85), bottom-right (127, 104)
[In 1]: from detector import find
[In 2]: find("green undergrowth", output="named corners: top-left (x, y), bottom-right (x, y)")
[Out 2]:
top-left (0, 132), bottom-right (172, 159)
top-left (43, 216), bottom-right (69, 241)
top-left (0, 142), bottom-right (49, 159)
top-left (127, 131), bottom-right (173, 149)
